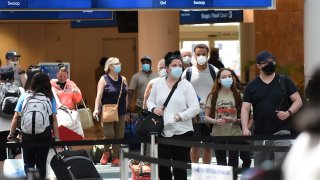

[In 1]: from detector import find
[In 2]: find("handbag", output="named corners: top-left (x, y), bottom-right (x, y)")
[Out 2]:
top-left (52, 88), bottom-right (84, 139)
top-left (77, 99), bottom-right (94, 129)
top-left (56, 107), bottom-right (84, 140)
top-left (135, 78), bottom-right (181, 137)
top-left (101, 78), bottom-right (124, 123)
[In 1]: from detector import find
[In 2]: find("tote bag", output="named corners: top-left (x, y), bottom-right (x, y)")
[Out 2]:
top-left (77, 99), bottom-right (94, 129)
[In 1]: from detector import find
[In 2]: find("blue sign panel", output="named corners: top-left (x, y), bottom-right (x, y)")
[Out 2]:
top-left (153, 0), bottom-right (212, 9)
top-left (213, 0), bottom-right (272, 8)
top-left (0, 0), bottom-right (28, 8)
top-left (59, 11), bottom-right (112, 19)
top-left (0, 0), bottom-right (274, 9)
top-left (39, 62), bottom-right (70, 79)
top-left (92, 0), bottom-right (152, 9)
top-left (0, 11), bottom-right (112, 20)
top-left (0, 11), bottom-right (57, 19)
top-left (28, 0), bottom-right (91, 9)
top-left (180, 10), bottom-right (243, 24)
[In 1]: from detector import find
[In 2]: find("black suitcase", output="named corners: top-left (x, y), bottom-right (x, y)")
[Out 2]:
top-left (50, 149), bottom-right (102, 180)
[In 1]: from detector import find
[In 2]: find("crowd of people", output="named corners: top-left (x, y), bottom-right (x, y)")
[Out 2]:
top-left (1, 44), bottom-right (318, 180)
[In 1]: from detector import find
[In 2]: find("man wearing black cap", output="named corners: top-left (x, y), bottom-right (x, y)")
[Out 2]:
top-left (128, 56), bottom-right (158, 117)
top-left (241, 50), bottom-right (303, 166)
top-left (5, 50), bottom-right (26, 87)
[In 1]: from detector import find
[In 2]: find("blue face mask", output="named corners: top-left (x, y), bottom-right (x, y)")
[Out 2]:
top-left (170, 67), bottom-right (183, 79)
top-left (114, 65), bottom-right (121, 74)
top-left (220, 77), bottom-right (233, 89)
top-left (142, 64), bottom-right (151, 72)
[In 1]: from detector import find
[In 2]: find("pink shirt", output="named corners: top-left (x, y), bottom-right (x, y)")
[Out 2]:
top-left (51, 79), bottom-right (82, 109)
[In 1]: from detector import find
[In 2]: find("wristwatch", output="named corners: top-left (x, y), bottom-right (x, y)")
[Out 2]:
top-left (287, 109), bottom-right (293, 116)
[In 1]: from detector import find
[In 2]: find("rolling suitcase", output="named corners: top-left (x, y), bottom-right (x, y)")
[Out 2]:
top-left (50, 148), bottom-right (101, 180)
top-left (3, 142), bottom-right (25, 178)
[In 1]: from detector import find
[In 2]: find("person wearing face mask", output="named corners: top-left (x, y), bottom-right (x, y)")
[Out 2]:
top-left (147, 51), bottom-right (200, 180)
top-left (181, 44), bottom-right (218, 165)
top-left (204, 68), bottom-right (243, 179)
top-left (241, 50), bottom-right (303, 167)
top-left (180, 48), bottom-right (192, 70)
top-left (93, 57), bottom-right (128, 166)
top-left (143, 59), bottom-right (167, 109)
top-left (128, 56), bottom-right (158, 118)
top-left (50, 64), bottom-right (82, 110)
top-left (5, 50), bottom-right (27, 87)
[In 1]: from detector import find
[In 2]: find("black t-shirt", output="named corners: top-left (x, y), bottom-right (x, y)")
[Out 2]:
top-left (243, 74), bottom-right (297, 135)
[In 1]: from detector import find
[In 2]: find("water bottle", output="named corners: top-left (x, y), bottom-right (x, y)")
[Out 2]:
top-left (199, 103), bottom-right (205, 123)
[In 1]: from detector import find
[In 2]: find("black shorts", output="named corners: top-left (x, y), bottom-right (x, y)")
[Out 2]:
top-left (193, 123), bottom-right (212, 137)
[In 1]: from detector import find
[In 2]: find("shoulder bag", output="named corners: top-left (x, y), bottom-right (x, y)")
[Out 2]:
top-left (135, 78), bottom-right (181, 137)
top-left (101, 77), bottom-right (123, 123)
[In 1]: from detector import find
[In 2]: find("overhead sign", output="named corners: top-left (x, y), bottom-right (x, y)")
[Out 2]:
top-left (180, 10), bottom-right (243, 24)
top-left (0, 11), bottom-right (113, 20)
top-left (0, 0), bottom-right (274, 10)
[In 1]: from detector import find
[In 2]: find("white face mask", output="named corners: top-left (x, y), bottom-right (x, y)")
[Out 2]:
top-left (158, 68), bottom-right (167, 77)
top-left (197, 55), bottom-right (207, 65)
top-left (8, 61), bottom-right (18, 67)
top-left (182, 56), bottom-right (191, 65)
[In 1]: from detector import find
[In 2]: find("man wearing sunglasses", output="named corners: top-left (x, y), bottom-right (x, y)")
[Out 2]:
top-left (5, 50), bottom-right (26, 87)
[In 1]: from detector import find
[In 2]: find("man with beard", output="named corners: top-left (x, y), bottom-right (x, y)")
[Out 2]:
top-left (241, 50), bottom-right (303, 166)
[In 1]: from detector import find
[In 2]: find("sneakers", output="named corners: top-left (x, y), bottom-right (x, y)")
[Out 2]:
top-left (100, 152), bottom-right (110, 165)
top-left (111, 158), bottom-right (121, 167)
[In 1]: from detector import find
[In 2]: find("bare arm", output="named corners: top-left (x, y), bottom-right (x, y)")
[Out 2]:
top-left (93, 76), bottom-right (106, 118)
top-left (122, 76), bottom-right (129, 111)
top-left (52, 114), bottom-right (60, 139)
top-left (127, 89), bottom-right (135, 111)
top-left (241, 102), bottom-right (252, 136)
top-left (8, 112), bottom-right (19, 139)
top-left (20, 74), bottom-right (27, 87)
top-left (277, 92), bottom-right (303, 120)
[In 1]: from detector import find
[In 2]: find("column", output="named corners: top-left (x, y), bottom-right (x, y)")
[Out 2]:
top-left (304, 0), bottom-right (320, 82)
top-left (138, 11), bottom-right (179, 70)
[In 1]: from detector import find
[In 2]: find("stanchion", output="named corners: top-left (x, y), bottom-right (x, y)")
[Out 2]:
top-left (120, 144), bottom-right (129, 180)
top-left (150, 133), bottom-right (159, 180)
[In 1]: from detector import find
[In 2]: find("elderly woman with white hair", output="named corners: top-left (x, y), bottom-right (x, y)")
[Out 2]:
top-left (93, 57), bottom-right (128, 166)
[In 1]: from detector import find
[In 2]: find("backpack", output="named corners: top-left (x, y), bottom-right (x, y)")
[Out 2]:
top-left (278, 75), bottom-right (306, 134)
top-left (186, 64), bottom-right (217, 81)
top-left (0, 82), bottom-right (21, 118)
top-left (21, 93), bottom-right (52, 135)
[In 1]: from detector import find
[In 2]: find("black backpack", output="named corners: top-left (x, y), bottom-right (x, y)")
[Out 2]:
top-left (278, 75), bottom-right (306, 134)
top-left (0, 82), bottom-right (21, 118)
top-left (186, 64), bottom-right (216, 81)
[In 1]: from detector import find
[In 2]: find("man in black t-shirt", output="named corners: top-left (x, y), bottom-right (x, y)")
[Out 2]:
top-left (241, 50), bottom-right (303, 166)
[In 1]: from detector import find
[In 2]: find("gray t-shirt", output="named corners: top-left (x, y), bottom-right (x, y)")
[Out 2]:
top-left (129, 71), bottom-right (158, 108)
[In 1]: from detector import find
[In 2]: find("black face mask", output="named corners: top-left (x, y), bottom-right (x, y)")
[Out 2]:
top-left (262, 62), bottom-right (276, 75)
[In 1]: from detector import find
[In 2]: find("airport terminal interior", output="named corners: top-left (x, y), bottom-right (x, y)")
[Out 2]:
top-left (0, 0), bottom-right (317, 179)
